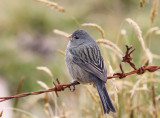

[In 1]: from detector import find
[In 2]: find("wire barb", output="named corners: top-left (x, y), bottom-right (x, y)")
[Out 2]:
top-left (108, 45), bottom-right (160, 79)
top-left (122, 45), bottom-right (137, 70)
top-left (113, 64), bottom-right (126, 79)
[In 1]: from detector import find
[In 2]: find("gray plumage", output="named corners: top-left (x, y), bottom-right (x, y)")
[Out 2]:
top-left (65, 29), bottom-right (116, 114)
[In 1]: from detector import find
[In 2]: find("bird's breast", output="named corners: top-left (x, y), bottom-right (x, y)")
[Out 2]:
top-left (65, 49), bottom-right (91, 84)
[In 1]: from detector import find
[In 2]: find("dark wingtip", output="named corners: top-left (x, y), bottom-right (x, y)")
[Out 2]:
top-left (111, 109), bottom-right (116, 113)
top-left (109, 104), bottom-right (116, 113)
top-left (104, 107), bottom-right (116, 114)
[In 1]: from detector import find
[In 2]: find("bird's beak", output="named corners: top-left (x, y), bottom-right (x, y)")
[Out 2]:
top-left (67, 34), bottom-right (72, 40)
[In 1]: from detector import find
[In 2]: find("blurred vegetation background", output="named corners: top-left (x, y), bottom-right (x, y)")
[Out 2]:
top-left (0, 0), bottom-right (160, 118)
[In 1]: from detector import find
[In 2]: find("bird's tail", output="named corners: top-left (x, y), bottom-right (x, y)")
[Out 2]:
top-left (94, 79), bottom-right (116, 114)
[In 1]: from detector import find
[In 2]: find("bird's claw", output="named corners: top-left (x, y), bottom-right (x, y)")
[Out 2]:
top-left (69, 81), bottom-right (79, 92)
top-left (69, 85), bottom-right (76, 92)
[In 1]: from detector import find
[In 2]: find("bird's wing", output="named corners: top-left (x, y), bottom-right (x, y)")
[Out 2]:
top-left (69, 44), bottom-right (107, 82)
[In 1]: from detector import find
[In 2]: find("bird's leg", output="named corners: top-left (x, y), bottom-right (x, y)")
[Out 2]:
top-left (90, 80), bottom-right (96, 88)
top-left (69, 80), bottom-right (80, 92)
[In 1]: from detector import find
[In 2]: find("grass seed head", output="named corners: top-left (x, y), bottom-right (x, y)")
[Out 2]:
top-left (150, 0), bottom-right (159, 26)
top-left (34, 0), bottom-right (65, 12)
top-left (126, 18), bottom-right (146, 51)
top-left (53, 29), bottom-right (70, 38)
top-left (97, 39), bottom-right (123, 58)
top-left (82, 23), bottom-right (105, 38)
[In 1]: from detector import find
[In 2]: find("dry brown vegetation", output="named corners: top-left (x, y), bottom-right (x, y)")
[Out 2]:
top-left (0, 0), bottom-right (160, 118)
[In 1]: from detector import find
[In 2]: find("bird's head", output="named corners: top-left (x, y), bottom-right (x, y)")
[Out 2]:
top-left (68, 29), bottom-right (95, 47)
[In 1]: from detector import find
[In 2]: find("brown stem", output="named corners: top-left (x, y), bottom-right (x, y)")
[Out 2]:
top-left (151, 80), bottom-right (157, 118)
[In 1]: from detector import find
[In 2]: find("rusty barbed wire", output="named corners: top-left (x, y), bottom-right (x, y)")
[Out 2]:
top-left (0, 45), bottom-right (160, 102)
top-left (0, 79), bottom-right (80, 102)
top-left (108, 45), bottom-right (160, 79)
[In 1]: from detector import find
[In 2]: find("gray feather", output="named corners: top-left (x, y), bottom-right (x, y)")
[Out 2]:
top-left (69, 44), bottom-right (107, 82)
top-left (65, 29), bottom-right (116, 114)
top-left (89, 74), bottom-right (116, 113)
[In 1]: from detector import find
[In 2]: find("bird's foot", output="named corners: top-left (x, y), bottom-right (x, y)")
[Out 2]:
top-left (69, 81), bottom-right (80, 92)
top-left (90, 80), bottom-right (95, 88)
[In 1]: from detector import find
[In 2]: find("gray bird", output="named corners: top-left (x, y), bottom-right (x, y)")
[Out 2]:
top-left (65, 29), bottom-right (116, 114)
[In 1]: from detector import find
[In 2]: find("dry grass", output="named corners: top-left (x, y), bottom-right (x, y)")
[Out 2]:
top-left (143, 27), bottom-right (159, 39)
top-left (126, 18), bottom-right (146, 51)
top-left (150, 0), bottom-right (159, 26)
top-left (44, 93), bottom-right (50, 118)
top-left (156, 30), bottom-right (160, 35)
top-left (34, 0), bottom-right (65, 12)
top-left (125, 18), bottom-right (155, 64)
top-left (57, 49), bottom-right (65, 56)
top-left (82, 23), bottom-right (105, 38)
top-left (140, 0), bottom-right (146, 8)
top-left (0, 110), bottom-right (3, 117)
top-left (36, 66), bottom-right (53, 78)
top-left (53, 29), bottom-right (70, 38)
top-left (97, 39), bottom-right (123, 58)
top-left (84, 86), bottom-right (99, 104)
top-left (152, 53), bottom-right (160, 59)
top-left (37, 80), bottom-right (59, 117)
top-left (145, 48), bottom-right (153, 64)
top-left (3, 1), bottom-right (160, 118)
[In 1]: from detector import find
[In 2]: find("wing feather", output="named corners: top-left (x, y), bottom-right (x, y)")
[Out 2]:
top-left (70, 44), bottom-right (107, 82)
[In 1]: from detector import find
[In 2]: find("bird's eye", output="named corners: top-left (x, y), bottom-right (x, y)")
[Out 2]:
top-left (74, 36), bottom-right (79, 39)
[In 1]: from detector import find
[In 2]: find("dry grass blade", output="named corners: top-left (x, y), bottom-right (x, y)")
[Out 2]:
top-left (61, 103), bottom-right (66, 118)
top-left (3, 108), bottom-right (38, 118)
top-left (37, 81), bottom-right (58, 116)
top-left (53, 29), bottom-right (70, 38)
top-left (108, 62), bottom-right (119, 108)
top-left (126, 18), bottom-right (146, 51)
top-left (156, 95), bottom-right (160, 101)
top-left (155, 72), bottom-right (160, 76)
top-left (82, 23), bottom-right (105, 38)
top-left (36, 66), bottom-right (53, 78)
top-left (37, 81), bottom-right (50, 89)
top-left (156, 30), bottom-right (160, 35)
top-left (145, 48), bottom-right (153, 64)
top-left (97, 39), bottom-right (123, 58)
top-left (140, 0), bottom-right (146, 8)
top-left (115, 81), bottom-right (133, 87)
top-left (81, 107), bottom-right (91, 115)
top-left (34, 0), bottom-right (65, 12)
top-left (44, 93), bottom-right (50, 118)
top-left (150, 0), bottom-right (159, 26)
top-left (14, 77), bottom-right (25, 108)
top-left (130, 76), bottom-right (145, 98)
top-left (0, 110), bottom-right (3, 117)
top-left (57, 49), bottom-right (65, 56)
top-left (108, 62), bottom-right (115, 78)
top-left (152, 53), bottom-right (160, 59)
top-left (144, 27), bottom-right (159, 39)
top-left (129, 104), bottom-right (144, 111)
top-left (84, 86), bottom-right (98, 104)
top-left (141, 79), bottom-right (160, 84)
top-left (44, 93), bottom-right (54, 118)
top-left (135, 87), bottom-right (149, 92)
top-left (60, 103), bottom-right (71, 118)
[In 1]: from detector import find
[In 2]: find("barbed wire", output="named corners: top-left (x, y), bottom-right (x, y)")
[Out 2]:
top-left (0, 45), bottom-right (159, 102)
